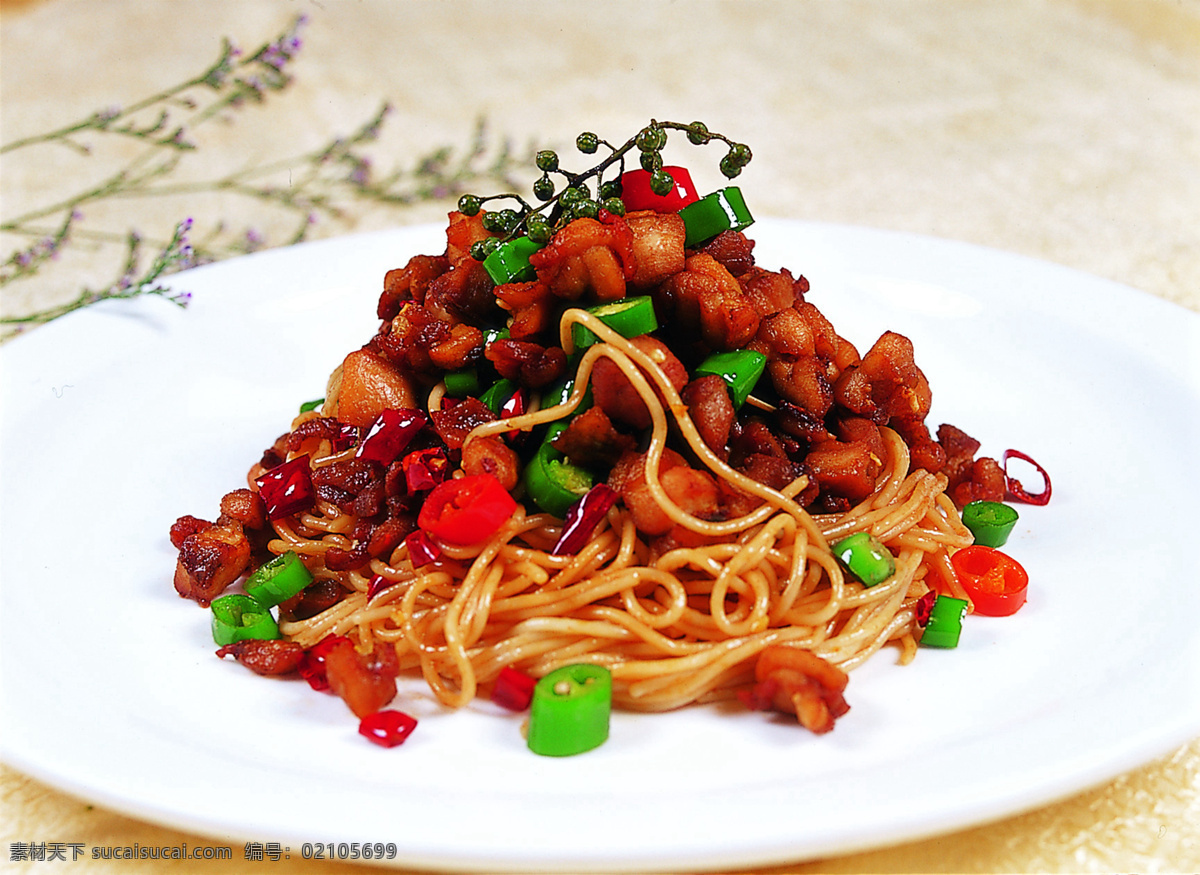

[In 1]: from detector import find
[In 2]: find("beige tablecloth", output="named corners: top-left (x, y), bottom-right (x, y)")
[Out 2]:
top-left (2, 1), bottom-right (1198, 871)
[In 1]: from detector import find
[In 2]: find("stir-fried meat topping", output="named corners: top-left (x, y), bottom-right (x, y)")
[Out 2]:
top-left (659, 252), bottom-right (761, 350)
top-left (938, 423), bottom-right (1005, 505)
top-left (379, 253), bottom-right (449, 321)
top-left (741, 645), bottom-right (850, 734)
top-left (323, 639), bottom-right (400, 719)
top-left (431, 397), bottom-right (497, 450)
top-left (834, 331), bottom-right (932, 425)
top-left (494, 279), bottom-right (555, 341)
top-left (699, 229), bottom-right (757, 278)
top-left (461, 434), bottom-right (521, 490)
top-left (485, 338), bottom-right (567, 388)
top-left (626, 210), bottom-right (687, 287)
top-left (216, 639), bottom-right (305, 676)
top-left (173, 520), bottom-right (251, 606)
top-left (529, 214), bottom-right (637, 302)
top-left (682, 375), bottom-right (735, 457)
top-left (333, 348), bottom-right (417, 429)
top-left (592, 335), bottom-right (688, 430)
top-left (608, 449), bottom-right (721, 537)
top-left (550, 406), bottom-right (637, 468)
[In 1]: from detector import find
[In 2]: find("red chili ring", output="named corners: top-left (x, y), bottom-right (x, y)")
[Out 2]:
top-left (1002, 449), bottom-right (1051, 506)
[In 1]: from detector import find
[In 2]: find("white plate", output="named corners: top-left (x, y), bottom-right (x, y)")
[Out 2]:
top-left (3, 220), bottom-right (1199, 873)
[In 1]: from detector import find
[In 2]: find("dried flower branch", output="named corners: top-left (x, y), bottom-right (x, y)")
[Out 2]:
top-left (1, 15), bottom-right (534, 340)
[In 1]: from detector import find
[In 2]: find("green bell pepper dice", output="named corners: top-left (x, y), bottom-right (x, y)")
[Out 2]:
top-left (961, 500), bottom-right (1019, 548)
top-left (243, 551), bottom-right (313, 608)
top-left (678, 186), bottom-right (754, 248)
top-left (832, 532), bottom-right (896, 587)
top-left (527, 663), bottom-right (613, 757)
top-left (921, 595), bottom-right (968, 648)
top-left (211, 594), bottom-right (280, 645)
top-left (570, 296), bottom-right (658, 350)
top-left (694, 349), bottom-right (766, 409)
top-left (483, 236), bottom-right (542, 285)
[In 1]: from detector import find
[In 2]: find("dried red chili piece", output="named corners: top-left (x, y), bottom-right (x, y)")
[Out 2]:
top-left (359, 710), bottom-right (418, 748)
top-left (255, 455), bottom-right (315, 520)
top-left (1002, 449), bottom-right (1051, 506)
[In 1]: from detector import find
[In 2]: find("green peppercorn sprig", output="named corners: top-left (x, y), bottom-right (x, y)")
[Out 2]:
top-left (460, 120), bottom-right (751, 262)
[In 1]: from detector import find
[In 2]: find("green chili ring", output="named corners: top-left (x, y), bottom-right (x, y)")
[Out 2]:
top-left (921, 595), bottom-right (968, 648)
top-left (243, 551), bottom-right (313, 608)
top-left (570, 296), bottom-right (659, 350)
top-left (961, 500), bottom-right (1019, 548)
top-left (211, 594), bottom-right (280, 645)
top-left (527, 663), bottom-right (613, 757)
top-left (694, 349), bottom-right (767, 409)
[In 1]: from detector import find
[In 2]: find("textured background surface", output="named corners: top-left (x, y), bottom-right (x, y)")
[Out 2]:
top-left (2, 1), bottom-right (1199, 871)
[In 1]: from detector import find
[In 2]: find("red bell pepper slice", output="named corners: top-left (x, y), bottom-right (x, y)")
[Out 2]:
top-left (619, 166), bottom-right (699, 213)
top-left (417, 473), bottom-right (517, 546)
top-left (951, 545), bottom-right (1030, 616)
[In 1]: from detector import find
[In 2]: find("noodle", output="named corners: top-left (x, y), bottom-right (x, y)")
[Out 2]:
top-left (277, 312), bottom-right (973, 713)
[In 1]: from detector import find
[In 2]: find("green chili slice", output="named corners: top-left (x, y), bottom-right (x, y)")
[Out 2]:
top-left (482, 236), bottom-right (542, 284)
top-left (527, 663), bottom-right (612, 756)
top-left (570, 296), bottom-right (658, 350)
top-left (694, 349), bottom-right (767, 409)
top-left (961, 500), bottom-right (1019, 548)
top-left (211, 594), bottom-right (280, 645)
top-left (921, 595), bottom-right (968, 648)
top-left (678, 186), bottom-right (754, 247)
top-left (831, 532), bottom-right (896, 587)
top-left (479, 378), bottom-right (520, 416)
top-left (243, 551), bottom-right (313, 608)
top-left (443, 367), bottom-right (482, 398)
top-left (523, 425), bottom-right (595, 519)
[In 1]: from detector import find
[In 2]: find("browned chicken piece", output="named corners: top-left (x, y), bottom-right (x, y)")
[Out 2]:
top-left (529, 215), bottom-right (637, 302)
top-left (324, 639), bottom-right (400, 719)
top-left (658, 252), bottom-right (760, 350)
top-left (494, 279), bottom-right (555, 340)
top-left (681, 375), bottom-right (735, 457)
top-left (698, 229), bottom-right (756, 277)
top-left (334, 348), bottom-right (417, 429)
top-left (172, 519), bottom-right (251, 606)
top-left (739, 266), bottom-right (802, 317)
top-left (461, 434), bottom-right (521, 490)
top-left (279, 578), bottom-right (346, 621)
top-left (550, 406), bottom-right (637, 468)
top-left (751, 303), bottom-right (855, 419)
top-left (216, 639), bottom-right (305, 676)
top-left (591, 335), bottom-right (688, 430)
top-left (938, 423), bottom-right (1004, 506)
top-left (430, 397), bottom-right (496, 450)
top-left (484, 338), bottom-right (567, 388)
top-left (424, 258), bottom-right (499, 325)
top-left (805, 437), bottom-right (883, 505)
top-left (834, 331), bottom-right (932, 425)
top-left (625, 210), bottom-right (686, 287)
top-left (378, 253), bottom-right (449, 320)
top-left (443, 209), bottom-right (494, 266)
top-left (608, 449), bottom-right (720, 537)
top-left (741, 645), bottom-right (850, 734)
